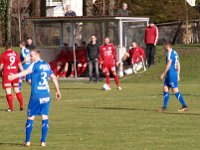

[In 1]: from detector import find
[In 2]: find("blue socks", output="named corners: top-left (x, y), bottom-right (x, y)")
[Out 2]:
top-left (25, 119), bottom-right (33, 142)
top-left (163, 92), bottom-right (169, 108)
top-left (175, 92), bottom-right (187, 107)
top-left (41, 120), bottom-right (49, 142)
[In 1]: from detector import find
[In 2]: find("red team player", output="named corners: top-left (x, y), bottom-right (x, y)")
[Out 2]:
top-left (49, 43), bottom-right (68, 76)
top-left (100, 37), bottom-right (122, 90)
top-left (76, 42), bottom-right (87, 76)
top-left (0, 42), bottom-right (24, 111)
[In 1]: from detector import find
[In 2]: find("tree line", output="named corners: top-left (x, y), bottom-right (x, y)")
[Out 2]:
top-left (0, 0), bottom-right (199, 46)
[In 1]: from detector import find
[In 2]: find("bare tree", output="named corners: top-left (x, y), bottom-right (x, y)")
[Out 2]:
top-left (11, 0), bottom-right (32, 41)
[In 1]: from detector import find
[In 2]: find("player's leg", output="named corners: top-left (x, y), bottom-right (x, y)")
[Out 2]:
top-left (24, 116), bottom-right (35, 146)
top-left (103, 66), bottom-right (111, 88)
top-left (80, 62), bottom-right (87, 76)
top-left (145, 44), bottom-right (150, 67)
top-left (5, 88), bottom-right (14, 111)
top-left (172, 87), bottom-right (188, 111)
top-left (163, 85), bottom-right (170, 110)
top-left (41, 115), bottom-right (49, 146)
top-left (58, 62), bottom-right (69, 78)
top-left (159, 79), bottom-right (170, 112)
top-left (70, 63), bottom-right (75, 77)
top-left (94, 60), bottom-right (99, 82)
top-left (77, 63), bottom-right (82, 76)
top-left (150, 45), bottom-right (156, 67)
top-left (111, 67), bottom-right (122, 90)
top-left (88, 60), bottom-right (93, 82)
top-left (13, 86), bottom-right (24, 110)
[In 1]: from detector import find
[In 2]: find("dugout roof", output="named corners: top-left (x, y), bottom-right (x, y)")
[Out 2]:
top-left (27, 16), bottom-right (149, 48)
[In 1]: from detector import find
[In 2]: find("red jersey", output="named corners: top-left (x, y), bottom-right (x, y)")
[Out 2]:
top-left (0, 49), bottom-right (21, 75)
top-left (99, 44), bottom-right (117, 65)
top-left (129, 46), bottom-right (145, 64)
top-left (145, 25), bottom-right (159, 45)
top-left (56, 50), bottom-right (68, 62)
top-left (76, 49), bottom-right (87, 63)
top-left (66, 50), bottom-right (74, 62)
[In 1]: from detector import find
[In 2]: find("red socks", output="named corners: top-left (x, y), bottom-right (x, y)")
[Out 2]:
top-left (106, 75), bottom-right (110, 86)
top-left (6, 94), bottom-right (14, 111)
top-left (113, 74), bottom-right (120, 87)
top-left (80, 66), bottom-right (87, 75)
top-left (77, 66), bottom-right (87, 76)
top-left (16, 92), bottom-right (24, 109)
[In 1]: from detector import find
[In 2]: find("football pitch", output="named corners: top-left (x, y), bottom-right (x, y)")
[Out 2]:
top-left (0, 46), bottom-right (200, 150)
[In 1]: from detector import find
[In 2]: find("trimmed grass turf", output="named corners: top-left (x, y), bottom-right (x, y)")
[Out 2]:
top-left (0, 45), bottom-right (199, 150)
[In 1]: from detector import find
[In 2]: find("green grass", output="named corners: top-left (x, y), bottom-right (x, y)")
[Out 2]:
top-left (0, 46), bottom-right (200, 150)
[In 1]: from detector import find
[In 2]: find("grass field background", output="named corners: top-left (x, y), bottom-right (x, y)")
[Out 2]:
top-left (0, 45), bottom-right (200, 150)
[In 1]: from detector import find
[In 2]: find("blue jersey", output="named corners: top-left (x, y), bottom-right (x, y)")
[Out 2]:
top-left (29, 60), bottom-right (53, 97)
top-left (164, 49), bottom-right (179, 88)
top-left (166, 49), bottom-right (179, 79)
top-left (20, 48), bottom-right (31, 65)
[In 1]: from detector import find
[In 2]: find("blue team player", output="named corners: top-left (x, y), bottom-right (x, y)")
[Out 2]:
top-left (19, 41), bottom-right (31, 89)
top-left (9, 49), bottom-right (61, 147)
top-left (159, 41), bottom-right (188, 112)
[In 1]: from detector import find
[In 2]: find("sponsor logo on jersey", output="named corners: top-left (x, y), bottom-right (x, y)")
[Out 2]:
top-left (39, 64), bottom-right (50, 71)
top-left (38, 86), bottom-right (48, 90)
top-left (40, 97), bottom-right (50, 104)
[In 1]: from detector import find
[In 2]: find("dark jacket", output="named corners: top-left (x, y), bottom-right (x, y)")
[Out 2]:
top-left (26, 44), bottom-right (36, 50)
top-left (65, 11), bottom-right (76, 17)
top-left (87, 42), bottom-right (99, 61)
top-left (116, 9), bottom-right (129, 16)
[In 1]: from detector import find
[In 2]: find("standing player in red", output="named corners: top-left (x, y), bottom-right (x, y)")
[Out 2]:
top-left (0, 42), bottom-right (24, 111)
top-left (100, 37), bottom-right (122, 90)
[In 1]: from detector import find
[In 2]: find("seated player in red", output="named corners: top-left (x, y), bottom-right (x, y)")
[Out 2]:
top-left (76, 42), bottom-right (87, 76)
top-left (57, 45), bottom-right (76, 78)
top-left (49, 43), bottom-right (68, 76)
top-left (119, 41), bottom-right (145, 77)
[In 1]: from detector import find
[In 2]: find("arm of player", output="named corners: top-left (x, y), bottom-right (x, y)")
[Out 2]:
top-left (18, 63), bottom-right (24, 72)
top-left (160, 60), bottom-right (172, 81)
top-left (177, 61), bottom-right (180, 81)
top-left (0, 63), bottom-right (3, 72)
top-left (8, 68), bottom-right (32, 81)
top-left (51, 74), bottom-right (61, 100)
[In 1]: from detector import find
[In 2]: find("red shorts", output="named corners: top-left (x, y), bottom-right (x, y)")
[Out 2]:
top-left (2, 74), bottom-right (19, 89)
top-left (102, 64), bottom-right (116, 73)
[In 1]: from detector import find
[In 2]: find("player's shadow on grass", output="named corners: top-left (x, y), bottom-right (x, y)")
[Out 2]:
top-left (79, 106), bottom-right (200, 116)
top-left (0, 142), bottom-right (40, 147)
top-left (79, 106), bottom-right (157, 112)
top-left (0, 142), bottom-right (23, 147)
top-left (59, 87), bottom-right (100, 90)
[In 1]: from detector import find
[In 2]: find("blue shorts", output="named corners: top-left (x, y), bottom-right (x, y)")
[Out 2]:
top-left (23, 64), bottom-right (31, 81)
top-left (164, 77), bottom-right (178, 89)
top-left (27, 95), bottom-right (51, 117)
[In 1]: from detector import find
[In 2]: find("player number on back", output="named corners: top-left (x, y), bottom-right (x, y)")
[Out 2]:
top-left (9, 56), bottom-right (15, 66)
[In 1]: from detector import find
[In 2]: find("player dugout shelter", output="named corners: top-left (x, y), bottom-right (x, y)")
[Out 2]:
top-left (27, 16), bottom-right (149, 77)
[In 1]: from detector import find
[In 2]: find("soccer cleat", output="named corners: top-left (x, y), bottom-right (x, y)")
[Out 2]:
top-left (117, 86), bottom-right (122, 90)
top-left (103, 84), bottom-right (111, 91)
top-left (6, 108), bottom-right (14, 112)
top-left (24, 142), bottom-right (31, 147)
top-left (158, 107), bottom-right (167, 112)
top-left (41, 142), bottom-right (46, 147)
top-left (178, 106), bottom-right (188, 112)
top-left (20, 107), bottom-right (24, 111)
